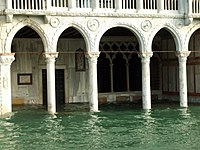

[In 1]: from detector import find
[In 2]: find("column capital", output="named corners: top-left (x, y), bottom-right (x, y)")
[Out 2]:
top-left (86, 51), bottom-right (100, 59)
top-left (176, 51), bottom-right (191, 58)
top-left (176, 51), bottom-right (191, 63)
top-left (138, 51), bottom-right (153, 61)
top-left (0, 53), bottom-right (15, 65)
top-left (43, 52), bottom-right (58, 63)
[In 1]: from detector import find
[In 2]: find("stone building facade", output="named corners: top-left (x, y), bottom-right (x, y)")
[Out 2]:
top-left (0, 0), bottom-right (200, 115)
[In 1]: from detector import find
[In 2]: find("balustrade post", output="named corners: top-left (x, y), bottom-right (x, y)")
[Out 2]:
top-left (46, 0), bottom-right (51, 10)
top-left (137, 0), bottom-right (143, 12)
top-left (157, 0), bottom-right (164, 12)
top-left (92, 0), bottom-right (100, 10)
top-left (115, 0), bottom-right (122, 11)
top-left (68, 0), bottom-right (77, 10)
top-left (7, 0), bottom-right (12, 9)
top-left (179, 0), bottom-right (185, 14)
top-left (188, 0), bottom-right (193, 14)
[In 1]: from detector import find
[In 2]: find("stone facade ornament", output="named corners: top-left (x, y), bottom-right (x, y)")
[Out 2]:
top-left (87, 19), bottom-right (100, 31)
top-left (50, 18), bottom-right (60, 28)
top-left (141, 20), bottom-right (152, 32)
top-left (176, 51), bottom-right (191, 62)
top-left (176, 20), bottom-right (184, 29)
top-left (0, 53), bottom-right (15, 65)
top-left (43, 52), bottom-right (59, 62)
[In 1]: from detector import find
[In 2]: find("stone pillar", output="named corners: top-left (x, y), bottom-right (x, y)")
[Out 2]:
top-left (92, 0), bottom-right (99, 10)
top-left (139, 52), bottom-right (153, 109)
top-left (157, 0), bottom-right (164, 12)
top-left (0, 53), bottom-right (15, 115)
top-left (43, 52), bottom-right (58, 114)
top-left (176, 51), bottom-right (191, 108)
top-left (110, 63), bottom-right (114, 92)
top-left (115, 0), bottom-right (122, 10)
top-left (86, 52), bottom-right (100, 112)
top-left (137, 0), bottom-right (144, 12)
top-left (68, 0), bottom-right (76, 10)
top-left (6, 0), bottom-right (12, 9)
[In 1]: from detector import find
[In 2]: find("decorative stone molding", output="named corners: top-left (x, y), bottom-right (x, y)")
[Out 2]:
top-left (141, 20), bottom-right (152, 32)
top-left (50, 17), bottom-right (60, 28)
top-left (86, 52), bottom-right (100, 58)
top-left (43, 52), bottom-right (58, 63)
top-left (0, 53), bottom-right (15, 65)
top-left (176, 51), bottom-right (191, 63)
top-left (4, 9), bottom-right (184, 19)
top-left (87, 19), bottom-right (100, 31)
top-left (138, 51), bottom-right (153, 59)
top-left (176, 20), bottom-right (184, 29)
top-left (6, 14), bottom-right (13, 23)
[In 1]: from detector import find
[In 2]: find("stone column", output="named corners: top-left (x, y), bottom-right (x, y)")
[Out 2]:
top-left (176, 51), bottom-right (191, 108)
top-left (139, 52), bottom-right (153, 109)
top-left (157, 0), bottom-right (164, 12)
top-left (0, 53), bottom-right (15, 115)
top-left (115, 0), bottom-right (122, 10)
top-left (110, 63), bottom-right (114, 92)
top-left (43, 52), bottom-right (58, 114)
top-left (86, 52), bottom-right (100, 112)
top-left (137, 0), bottom-right (144, 12)
top-left (68, 0), bottom-right (76, 10)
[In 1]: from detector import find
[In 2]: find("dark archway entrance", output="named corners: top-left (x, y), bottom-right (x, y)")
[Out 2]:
top-left (152, 28), bottom-right (177, 100)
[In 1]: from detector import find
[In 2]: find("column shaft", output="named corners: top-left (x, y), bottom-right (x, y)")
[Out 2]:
top-left (0, 53), bottom-right (15, 115)
top-left (139, 52), bottom-right (153, 109)
top-left (176, 51), bottom-right (191, 107)
top-left (43, 52), bottom-right (58, 114)
top-left (86, 52), bottom-right (100, 112)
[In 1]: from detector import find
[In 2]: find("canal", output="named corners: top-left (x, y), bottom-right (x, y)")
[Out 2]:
top-left (0, 103), bottom-right (200, 150)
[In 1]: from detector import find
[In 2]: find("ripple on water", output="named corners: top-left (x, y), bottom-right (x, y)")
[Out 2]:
top-left (0, 104), bottom-right (200, 150)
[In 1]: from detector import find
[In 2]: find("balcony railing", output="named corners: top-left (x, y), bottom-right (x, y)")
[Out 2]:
top-left (5, 0), bottom-right (200, 17)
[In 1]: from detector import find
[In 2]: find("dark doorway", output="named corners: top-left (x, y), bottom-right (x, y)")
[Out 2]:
top-left (42, 69), bottom-right (65, 111)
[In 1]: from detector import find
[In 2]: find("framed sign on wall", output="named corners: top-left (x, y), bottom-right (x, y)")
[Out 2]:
top-left (17, 73), bottom-right (32, 85)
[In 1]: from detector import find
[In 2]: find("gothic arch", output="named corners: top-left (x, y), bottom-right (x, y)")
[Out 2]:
top-left (5, 19), bottom-right (47, 53)
top-left (95, 22), bottom-right (145, 52)
top-left (52, 23), bottom-right (90, 52)
top-left (149, 24), bottom-right (182, 51)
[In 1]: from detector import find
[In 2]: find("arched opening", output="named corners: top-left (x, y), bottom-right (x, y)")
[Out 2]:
top-left (56, 27), bottom-right (87, 106)
top-left (188, 29), bottom-right (200, 97)
top-left (98, 27), bottom-right (141, 104)
top-left (11, 26), bottom-right (44, 106)
top-left (152, 28), bottom-right (177, 101)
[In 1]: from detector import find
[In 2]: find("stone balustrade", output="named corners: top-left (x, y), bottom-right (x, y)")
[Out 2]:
top-left (3, 0), bottom-right (200, 18)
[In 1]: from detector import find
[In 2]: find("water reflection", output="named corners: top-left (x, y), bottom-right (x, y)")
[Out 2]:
top-left (84, 114), bottom-right (106, 149)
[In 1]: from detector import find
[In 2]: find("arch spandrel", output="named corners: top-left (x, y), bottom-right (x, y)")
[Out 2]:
top-left (5, 19), bottom-right (48, 53)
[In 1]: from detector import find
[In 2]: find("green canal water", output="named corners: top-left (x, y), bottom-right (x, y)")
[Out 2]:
top-left (0, 103), bottom-right (200, 150)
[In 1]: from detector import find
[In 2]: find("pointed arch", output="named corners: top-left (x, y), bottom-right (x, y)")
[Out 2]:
top-left (5, 19), bottom-right (47, 53)
top-left (95, 23), bottom-right (145, 52)
top-left (52, 23), bottom-right (90, 52)
top-left (149, 25), bottom-right (182, 52)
